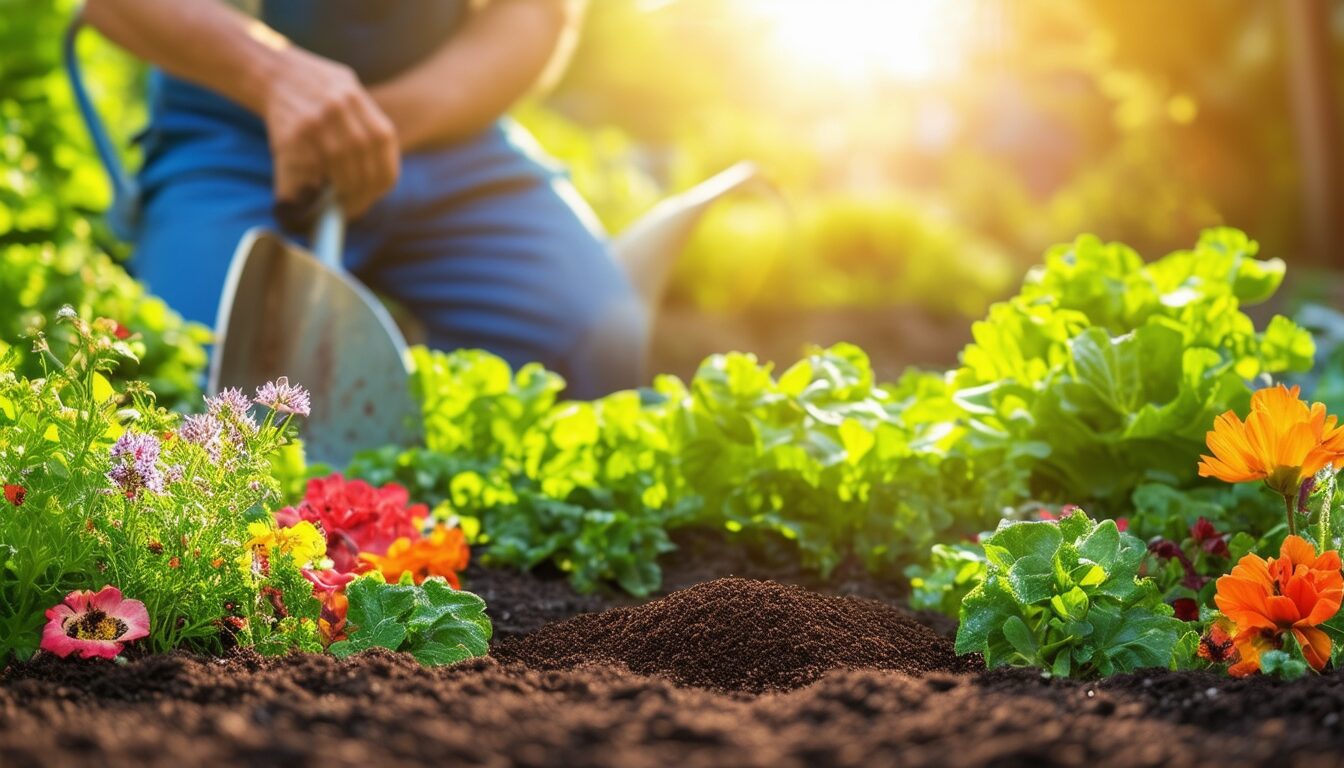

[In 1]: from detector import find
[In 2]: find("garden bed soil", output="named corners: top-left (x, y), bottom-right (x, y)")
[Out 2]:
top-left (6, 562), bottom-right (1344, 766)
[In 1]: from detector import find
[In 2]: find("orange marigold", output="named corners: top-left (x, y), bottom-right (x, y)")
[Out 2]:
top-left (359, 525), bottom-right (470, 588)
top-left (1198, 385), bottom-right (1344, 496)
top-left (1214, 535), bottom-right (1344, 676)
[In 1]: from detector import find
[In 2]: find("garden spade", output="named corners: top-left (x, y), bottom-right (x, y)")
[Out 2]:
top-left (207, 192), bottom-right (422, 468)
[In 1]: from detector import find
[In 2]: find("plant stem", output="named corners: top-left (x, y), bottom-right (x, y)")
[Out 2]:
top-left (1284, 491), bottom-right (1298, 538)
top-left (1318, 472), bottom-right (1336, 551)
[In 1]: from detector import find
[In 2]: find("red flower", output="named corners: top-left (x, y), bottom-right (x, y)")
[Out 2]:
top-left (302, 568), bottom-right (355, 594)
top-left (1171, 598), bottom-right (1200, 622)
top-left (1191, 517), bottom-right (1230, 558)
top-left (275, 474), bottom-right (425, 574)
top-left (4, 484), bottom-right (25, 506)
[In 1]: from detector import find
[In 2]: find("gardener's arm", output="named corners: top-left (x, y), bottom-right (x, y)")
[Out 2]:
top-left (81, 0), bottom-right (398, 217)
top-left (368, 0), bottom-right (585, 151)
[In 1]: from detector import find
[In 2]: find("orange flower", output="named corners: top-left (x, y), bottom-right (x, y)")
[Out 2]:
top-left (1214, 535), bottom-right (1344, 675)
top-left (1198, 385), bottom-right (1344, 496)
top-left (318, 590), bottom-right (349, 647)
top-left (359, 525), bottom-right (470, 588)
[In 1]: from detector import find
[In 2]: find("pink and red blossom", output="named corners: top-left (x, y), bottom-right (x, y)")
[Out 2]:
top-left (40, 586), bottom-right (150, 660)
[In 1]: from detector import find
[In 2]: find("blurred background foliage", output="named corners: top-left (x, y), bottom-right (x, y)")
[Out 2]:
top-left (529, 0), bottom-right (1339, 311)
top-left (2, 0), bottom-right (1341, 383)
top-left (1, 0), bottom-right (208, 408)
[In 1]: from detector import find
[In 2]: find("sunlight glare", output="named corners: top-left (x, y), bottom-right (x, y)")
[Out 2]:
top-left (743, 0), bottom-right (967, 85)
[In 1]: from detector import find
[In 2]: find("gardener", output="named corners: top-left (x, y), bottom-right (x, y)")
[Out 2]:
top-left (82, 0), bottom-right (643, 398)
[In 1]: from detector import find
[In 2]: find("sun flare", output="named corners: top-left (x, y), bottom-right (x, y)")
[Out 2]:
top-left (743, 0), bottom-right (969, 84)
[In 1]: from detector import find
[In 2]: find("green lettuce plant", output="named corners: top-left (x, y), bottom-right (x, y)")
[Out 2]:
top-left (905, 542), bottom-right (988, 616)
top-left (329, 572), bottom-right (492, 666)
top-left (955, 509), bottom-right (1185, 677)
top-left (952, 228), bottom-right (1313, 514)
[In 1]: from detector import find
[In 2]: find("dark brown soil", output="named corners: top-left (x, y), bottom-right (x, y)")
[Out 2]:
top-left (4, 647), bottom-right (1342, 768)
top-left (496, 578), bottom-right (973, 693)
top-left (5, 570), bottom-right (1344, 766)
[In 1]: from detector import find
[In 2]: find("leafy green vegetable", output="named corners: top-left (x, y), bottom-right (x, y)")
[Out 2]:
top-left (905, 542), bottom-right (988, 616)
top-left (953, 229), bottom-right (1313, 514)
top-left (955, 509), bottom-right (1185, 678)
top-left (357, 229), bottom-right (1311, 600)
top-left (329, 573), bottom-right (492, 666)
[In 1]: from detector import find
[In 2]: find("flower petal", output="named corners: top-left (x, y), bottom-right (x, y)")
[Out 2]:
top-left (1265, 594), bottom-right (1303, 626)
top-left (1280, 536), bottom-right (1320, 570)
top-left (88, 585), bottom-right (126, 614)
top-left (1214, 575), bottom-right (1276, 632)
top-left (1294, 626), bottom-right (1333, 671)
top-left (114, 597), bottom-right (151, 642)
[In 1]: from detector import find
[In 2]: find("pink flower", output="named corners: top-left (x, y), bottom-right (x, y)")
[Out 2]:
top-left (302, 568), bottom-right (356, 594)
top-left (40, 586), bottom-right (150, 660)
top-left (254, 377), bottom-right (311, 417)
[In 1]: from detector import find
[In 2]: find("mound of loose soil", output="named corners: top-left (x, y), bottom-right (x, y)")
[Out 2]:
top-left (495, 577), bottom-right (975, 693)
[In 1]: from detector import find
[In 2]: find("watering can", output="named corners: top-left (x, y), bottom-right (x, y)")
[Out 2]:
top-left (64, 13), bottom-right (761, 467)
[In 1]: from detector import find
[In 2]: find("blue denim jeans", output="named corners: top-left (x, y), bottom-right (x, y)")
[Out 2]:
top-left (130, 78), bottom-right (644, 398)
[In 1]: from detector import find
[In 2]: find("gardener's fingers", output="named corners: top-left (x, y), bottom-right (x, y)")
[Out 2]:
top-left (271, 145), bottom-right (322, 210)
top-left (349, 96), bottom-right (400, 215)
top-left (261, 48), bottom-right (399, 219)
top-left (319, 95), bottom-right (399, 219)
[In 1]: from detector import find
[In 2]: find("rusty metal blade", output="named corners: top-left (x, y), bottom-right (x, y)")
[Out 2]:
top-left (207, 228), bottom-right (422, 467)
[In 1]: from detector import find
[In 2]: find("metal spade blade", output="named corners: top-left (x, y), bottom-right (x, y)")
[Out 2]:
top-left (207, 203), bottom-right (421, 468)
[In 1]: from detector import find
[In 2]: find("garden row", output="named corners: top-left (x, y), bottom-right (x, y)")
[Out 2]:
top-left (5, 226), bottom-right (1344, 683)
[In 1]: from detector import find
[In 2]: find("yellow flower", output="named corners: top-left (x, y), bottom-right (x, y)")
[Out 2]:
top-left (239, 520), bottom-right (326, 574)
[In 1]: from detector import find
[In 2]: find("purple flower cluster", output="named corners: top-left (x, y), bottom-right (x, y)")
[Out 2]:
top-left (206, 388), bottom-right (258, 446)
top-left (254, 377), bottom-right (311, 417)
top-left (179, 413), bottom-right (224, 460)
top-left (107, 432), bottom-right (165, 499)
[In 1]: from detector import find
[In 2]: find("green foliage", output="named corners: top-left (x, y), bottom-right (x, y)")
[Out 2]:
top-left (348, 348), bottom-right (692, 597)
top-left (955, 510), bottom-right (1185, 678)
top-left (1, 0), bottom-right (208, 409)
top-left (329, 572), bottom-right (492, 666)
top-left (669, 194), bottom-right (1015, 315)
top-left (244, 551), bottom-right (323, 656)
top-left (953, 228), bottom-right (1312, 515)
top-left (672, 344), bottom-right (1029, 576)
top-left (905, 542), bottom-right (988, 616)
top-left (0, 310), bottom-right (306, 662)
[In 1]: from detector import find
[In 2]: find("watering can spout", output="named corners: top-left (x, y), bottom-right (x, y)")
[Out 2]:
top-left (611, 161), bottom-right (758, 309)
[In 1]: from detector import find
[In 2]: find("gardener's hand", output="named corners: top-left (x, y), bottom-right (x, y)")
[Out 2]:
top-left (263, 46), bottom-right (400, 219)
